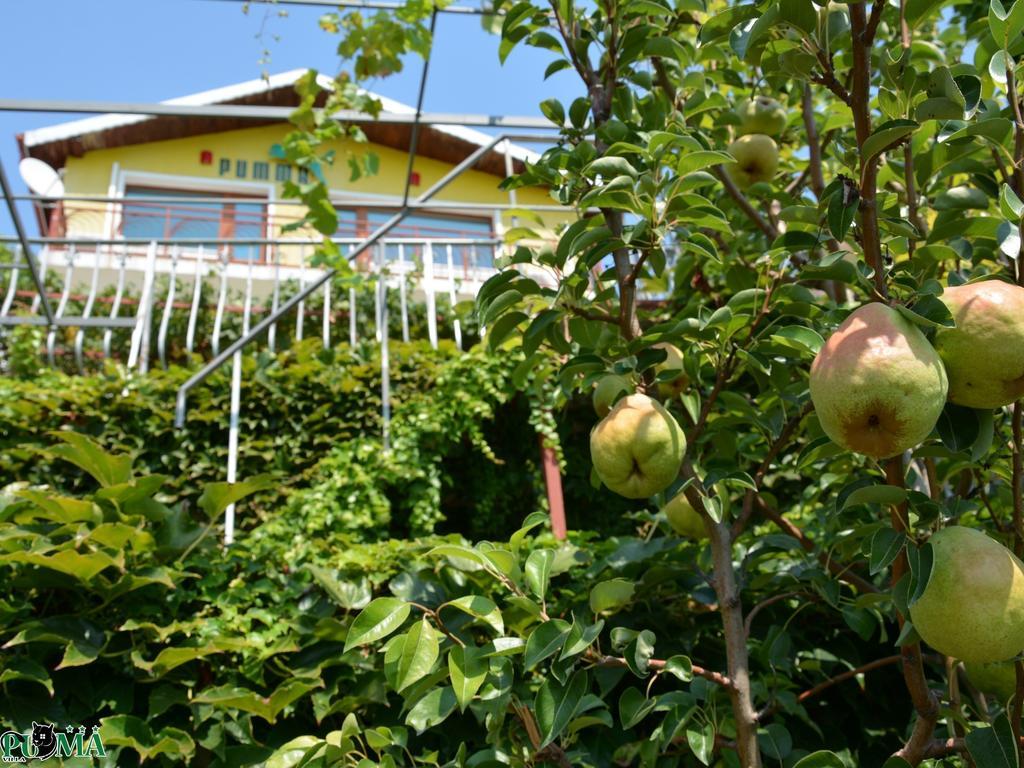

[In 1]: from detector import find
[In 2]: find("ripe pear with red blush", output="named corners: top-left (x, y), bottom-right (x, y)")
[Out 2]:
top-left (911, 526), bottom-right (1024, 664)
top-left (933, 280), bottom-right (1024, 409)
top-left (809, 303), bottom-right (948, 459)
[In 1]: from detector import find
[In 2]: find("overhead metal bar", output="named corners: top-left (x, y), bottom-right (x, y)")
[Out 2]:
top-left (9, 194), bottom-right (568, 212)
top-left (1, 99), bottom-right (555, 129)
top-left (0, 157), bottom-right (55, 325)
top-left (0, 315), bottom-right (136, 328)
top-left (173, 132), bottom-right (509, 428)
top-left (203, 0), bottom-right (499, 15)
top-left (0, 235), bottom-right (501, 247)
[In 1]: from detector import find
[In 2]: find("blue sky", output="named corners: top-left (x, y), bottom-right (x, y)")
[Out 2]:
top-left (1, 0), bottom-right (581, 233)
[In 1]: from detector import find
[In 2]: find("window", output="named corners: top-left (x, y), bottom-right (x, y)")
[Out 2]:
top-left (121, 186), bottom-right (267, 261)
top-left (334, 207), bottom-right (496, 269)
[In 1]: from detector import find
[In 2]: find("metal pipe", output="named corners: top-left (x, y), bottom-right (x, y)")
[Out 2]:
top-left (403, 10), bottom-right (436, 209)
top-left (46, 247), bottom-right (75, 366)
top-left (74, 244), bottom-right (103, 372)
top-left (202, 0), bottom-right (500, 15)
top-left (10, 194), bottom-right (566, 211)
top-left (157, 245), bottom-right (180, 369)
top-left (103, 248), bottom-right (129, 358)
top-left (0, 235), bottom-right (502, 246)
top-left (174, 133), bottom-right (507, 427)
top-left (0, 315), bottom-right (136, 328)
top-left (185, 246), bottom-right (206, 356)
top-left (4, 98), bottom-right (556, 129)
top-left (0, 156), bottom-right (54, 324)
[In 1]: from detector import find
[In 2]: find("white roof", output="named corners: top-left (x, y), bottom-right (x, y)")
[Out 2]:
top-left (22, 69), bottom-right (539, 163)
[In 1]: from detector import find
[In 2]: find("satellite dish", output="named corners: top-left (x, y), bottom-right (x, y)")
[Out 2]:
top-left (19, 157), bottom-right (64, 198)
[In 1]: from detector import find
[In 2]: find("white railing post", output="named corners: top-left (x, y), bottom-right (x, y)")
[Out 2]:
top-left (424, 242), bottom-right (438, 350)
top-left (128, 241), bottom-right (158, 371)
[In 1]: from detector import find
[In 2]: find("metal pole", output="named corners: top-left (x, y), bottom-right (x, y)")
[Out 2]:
top-left (0, 99), bottom-right (557, 130)
top-left (0, 156), bottom-right (54, 324)
top-left (379, 244), bottom-right (391, 452)
top-left (424, 243), bottom-right (438, 350)
top-left (202, 0), bottom-right (499, 15)
top-left (402, 10), bottom-right (436, 209)
top-left (174, 133), bottom-right (507, 428)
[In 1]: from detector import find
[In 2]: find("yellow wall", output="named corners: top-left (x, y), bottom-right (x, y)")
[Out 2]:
top-left (59, 123), bottom-right (562, 263)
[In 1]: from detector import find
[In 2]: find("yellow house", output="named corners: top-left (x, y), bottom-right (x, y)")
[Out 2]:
top-left (15, 70), bottom-right (561, 300)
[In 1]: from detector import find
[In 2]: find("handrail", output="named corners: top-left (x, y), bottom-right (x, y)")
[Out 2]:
top-left (172, 132), bottom-right (509, 428)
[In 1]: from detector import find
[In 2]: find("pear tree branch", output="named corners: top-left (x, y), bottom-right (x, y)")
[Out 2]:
top-left (712, 165), bottom-right (779, 239)
top-left (885, 457), bottom-right (941, 765)
top-left (756, 654), bottom-right (902, 722)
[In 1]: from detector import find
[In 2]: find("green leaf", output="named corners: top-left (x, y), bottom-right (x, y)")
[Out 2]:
top-left (1, 548), bottom-right (121, 583)
top-left (915, 97), bottom-right (964, 121)
top-left (406, 687), bottom-right (458, 734)
top-left (861, 120), bottom-right (918, 165)
top-left (936, 403), bottom-right (981, 453)
top-left (449, 645), bottom-right (487, 711)
top-left (869, 528), bottom-right (906, 575)
top-left (841, 484), bottom-right (907, 510)
top-left (0, 656), bottom-right (53, 695)
top-left (687, 722), bottom-right (715, 765)
top-left (770, 326), bottom-right (825, 354)
top-left (539, 98), bottom-right (565, 126)
top-left (441, 595), bottom-right (504, 634)
top-left (534, 670), bottom-right (588, 748)
top-left (525, 548), bottom-right (555, 599)
top-left (794, 752), bottom-right (847, 768)
top-left (827, 185), bottom-right (860, 241)
top-left (99, 716), bottom-right (195, 762)
top-left (524, 619), bottom-right (571, 669)
top-left (965, 713), bottom-right (1020, 768)
top-left (46, 432), bottom-right (132, 487)
top-left (990, 50), bottom-right (1014, 86)
top-left (586, 156), bottom-right (638, 180)
top-left (758, 723), bottom-right (793, 760)
top-left (192, 679), bottom-right (320, 723)
top-left (589, 578), bottom-right (636, 614)
top-left (197, 474), bottom-right (277, 520)
top-left (779, 0), bottom-right (816, 33)
top-left (625, 629), bottom-right (657, 677)
top-left (344, 597), bottom-right (411, 651)
top-left (699, 4), bottom-right (759, 43)
top-left (395, 616), bottom-right (440, 692)
top-left (1001, 183), bottom-right (1024, 220)
top-left (663, 655), bottom-right (694, 682)
top-left (560, 618), bottom-right (604, 660)
top-left (934, 186), bottom-right (991, 211)
top-left (307, 566), bottom-right (372, 610)
top-left (485, 311), bottom-right (528, 350)
top-left (678, 150), bottom-right (736, 175)
top-left (896, 295), bottom-right (954, 329)
top-left (618, 686), bottom-right (656, 728)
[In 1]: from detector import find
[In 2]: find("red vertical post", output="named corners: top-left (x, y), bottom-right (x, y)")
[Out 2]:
top-left (539, 435), bottom-right (567, 540)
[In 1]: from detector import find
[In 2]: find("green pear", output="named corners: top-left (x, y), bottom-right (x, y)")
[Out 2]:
top-left (726, 134), bottom-right (779, 189)
top-left (653, 343), bottom-right (689, 399)
top-left (809, 303), bottom-right (948, 459)
top-left (590, 393), bottom-right (686, 499)
top-left (662, 493), bottom-right (707, 539)
top-left (933, 280), bottom-right (1024, 409)
top-left (593, 374), bottom-right (632, 417)
top-left (964, 660), bottom-right (1019, 702)
top-left (910, 526), bottom-right (1024, 664)
top-left (737, 96), bottom-right (788, 137)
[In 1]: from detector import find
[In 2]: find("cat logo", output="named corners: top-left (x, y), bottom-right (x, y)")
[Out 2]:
top-left (0, 722), bottom-right (106, 763)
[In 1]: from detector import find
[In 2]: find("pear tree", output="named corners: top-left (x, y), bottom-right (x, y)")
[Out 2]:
top-left (276, 0), bottom-right (1024, 764)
